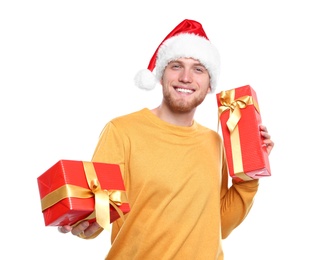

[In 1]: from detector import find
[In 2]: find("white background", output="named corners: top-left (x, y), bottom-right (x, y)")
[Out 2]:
top-left (1, 1), bottom-right (315, 259)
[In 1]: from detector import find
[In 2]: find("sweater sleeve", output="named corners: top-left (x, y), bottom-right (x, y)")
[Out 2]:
top-left (220, 149), bottom-right (259, 239)
top-left (91, 122), bottom-right (126, 171)
top-left (90, 121), bottom-right (127, 242)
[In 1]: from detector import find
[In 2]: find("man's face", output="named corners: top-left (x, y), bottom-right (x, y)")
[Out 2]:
top-left (160, 58), bottom-right (211, 113)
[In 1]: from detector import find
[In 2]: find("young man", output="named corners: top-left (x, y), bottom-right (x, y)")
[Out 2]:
top-left (58, 19), bottom-right (274, 259)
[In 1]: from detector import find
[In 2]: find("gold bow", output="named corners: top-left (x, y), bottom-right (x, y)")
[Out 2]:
top-left (41, 161), bottom-right (127, 234)
top-left (218, 89), bottom-right (260, 132)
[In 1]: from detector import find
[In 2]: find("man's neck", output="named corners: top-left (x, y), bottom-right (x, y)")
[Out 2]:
top-left (151, 105), bottom-right (196, 127)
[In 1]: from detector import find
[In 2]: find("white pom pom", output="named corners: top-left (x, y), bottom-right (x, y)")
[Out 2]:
top-left (134, 69), bottom-right (158, 90)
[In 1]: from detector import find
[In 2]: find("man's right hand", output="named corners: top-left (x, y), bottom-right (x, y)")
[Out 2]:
top-left (58, 221), bottom-right (101, 239)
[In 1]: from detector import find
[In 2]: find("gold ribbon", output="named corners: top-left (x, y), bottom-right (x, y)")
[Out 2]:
top-left (41, 161), bottom-right (127, 234)
top-left (218, 89), bottom-right (260, 181)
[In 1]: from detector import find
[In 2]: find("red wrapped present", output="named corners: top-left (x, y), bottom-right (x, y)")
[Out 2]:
top-left (216, 85), bottom-right (271, 182)
top-left (37, 160), bottom-right (130, 234)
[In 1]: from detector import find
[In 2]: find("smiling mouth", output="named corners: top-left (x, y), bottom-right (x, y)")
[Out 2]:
top-left (174, 87), bottom-right (194, 94)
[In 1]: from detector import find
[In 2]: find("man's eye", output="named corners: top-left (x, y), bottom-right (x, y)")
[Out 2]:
top-left (195, 67), bottom-right (205, 73)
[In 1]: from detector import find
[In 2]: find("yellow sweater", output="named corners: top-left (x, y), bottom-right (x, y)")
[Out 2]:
top-left (92, 108), bottom-right (259, 260)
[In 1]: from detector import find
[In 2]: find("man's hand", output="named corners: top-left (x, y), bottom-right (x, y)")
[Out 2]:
top-left (58, 221), bottom-right (101, 239)
top-left (259, 125), bottom-right (274, 155)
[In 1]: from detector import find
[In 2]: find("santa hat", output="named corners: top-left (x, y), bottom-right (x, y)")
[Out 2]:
top-left (134, 19), bottom-right (220, 93)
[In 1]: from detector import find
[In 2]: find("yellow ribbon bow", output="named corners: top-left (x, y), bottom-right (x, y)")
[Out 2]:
top-left (218, 89), bottom-right (260, 132)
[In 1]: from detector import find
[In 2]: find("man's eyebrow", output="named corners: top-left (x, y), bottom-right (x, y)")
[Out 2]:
top-left (168, 59), bottom-right (205, 67)
top-left (168, 60), bottom-right (180, 64)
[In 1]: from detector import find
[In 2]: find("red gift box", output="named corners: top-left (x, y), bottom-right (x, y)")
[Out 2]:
top-left (216, 85), bottom-right (271, 182)
top-left (37, 160), bottom-right (130, 231)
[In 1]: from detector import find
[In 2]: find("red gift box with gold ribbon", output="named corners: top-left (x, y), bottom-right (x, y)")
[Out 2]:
top-left (216, 85), bottom-right (271, 182)
top-left (37, 160), bottom-right (130, 235)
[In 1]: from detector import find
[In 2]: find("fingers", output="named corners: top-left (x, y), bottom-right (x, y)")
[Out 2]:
top-left (71, 221), bottom-right (90, 236)
top-left (259, 125), bottom-right (269, 135)
top-left (71, 221), bottom-right (101, 239)
top-left (259, 125), bottom-right (274, 155)
top-left (81, 222), bottom-right (101, 238)
top-left (57, 221), bottom-right (101, 239)
top-left (57, 225), bottom-right (72, 234)
top-left (57, 221), bottom-right (89, 236)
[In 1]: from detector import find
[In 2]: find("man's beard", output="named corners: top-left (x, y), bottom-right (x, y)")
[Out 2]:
top-left (162, 89), bottom-right (206, 113)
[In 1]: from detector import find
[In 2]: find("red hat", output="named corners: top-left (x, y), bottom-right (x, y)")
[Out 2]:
top-left (134, 19), bottom-right (220, 92)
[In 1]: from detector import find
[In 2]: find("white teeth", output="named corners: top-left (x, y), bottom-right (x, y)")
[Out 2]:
top-left (176, 88), bottom-right (193, 93)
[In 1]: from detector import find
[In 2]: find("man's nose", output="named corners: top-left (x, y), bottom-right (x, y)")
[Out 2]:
top-left (179, 69), bottom-right (192, 83)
